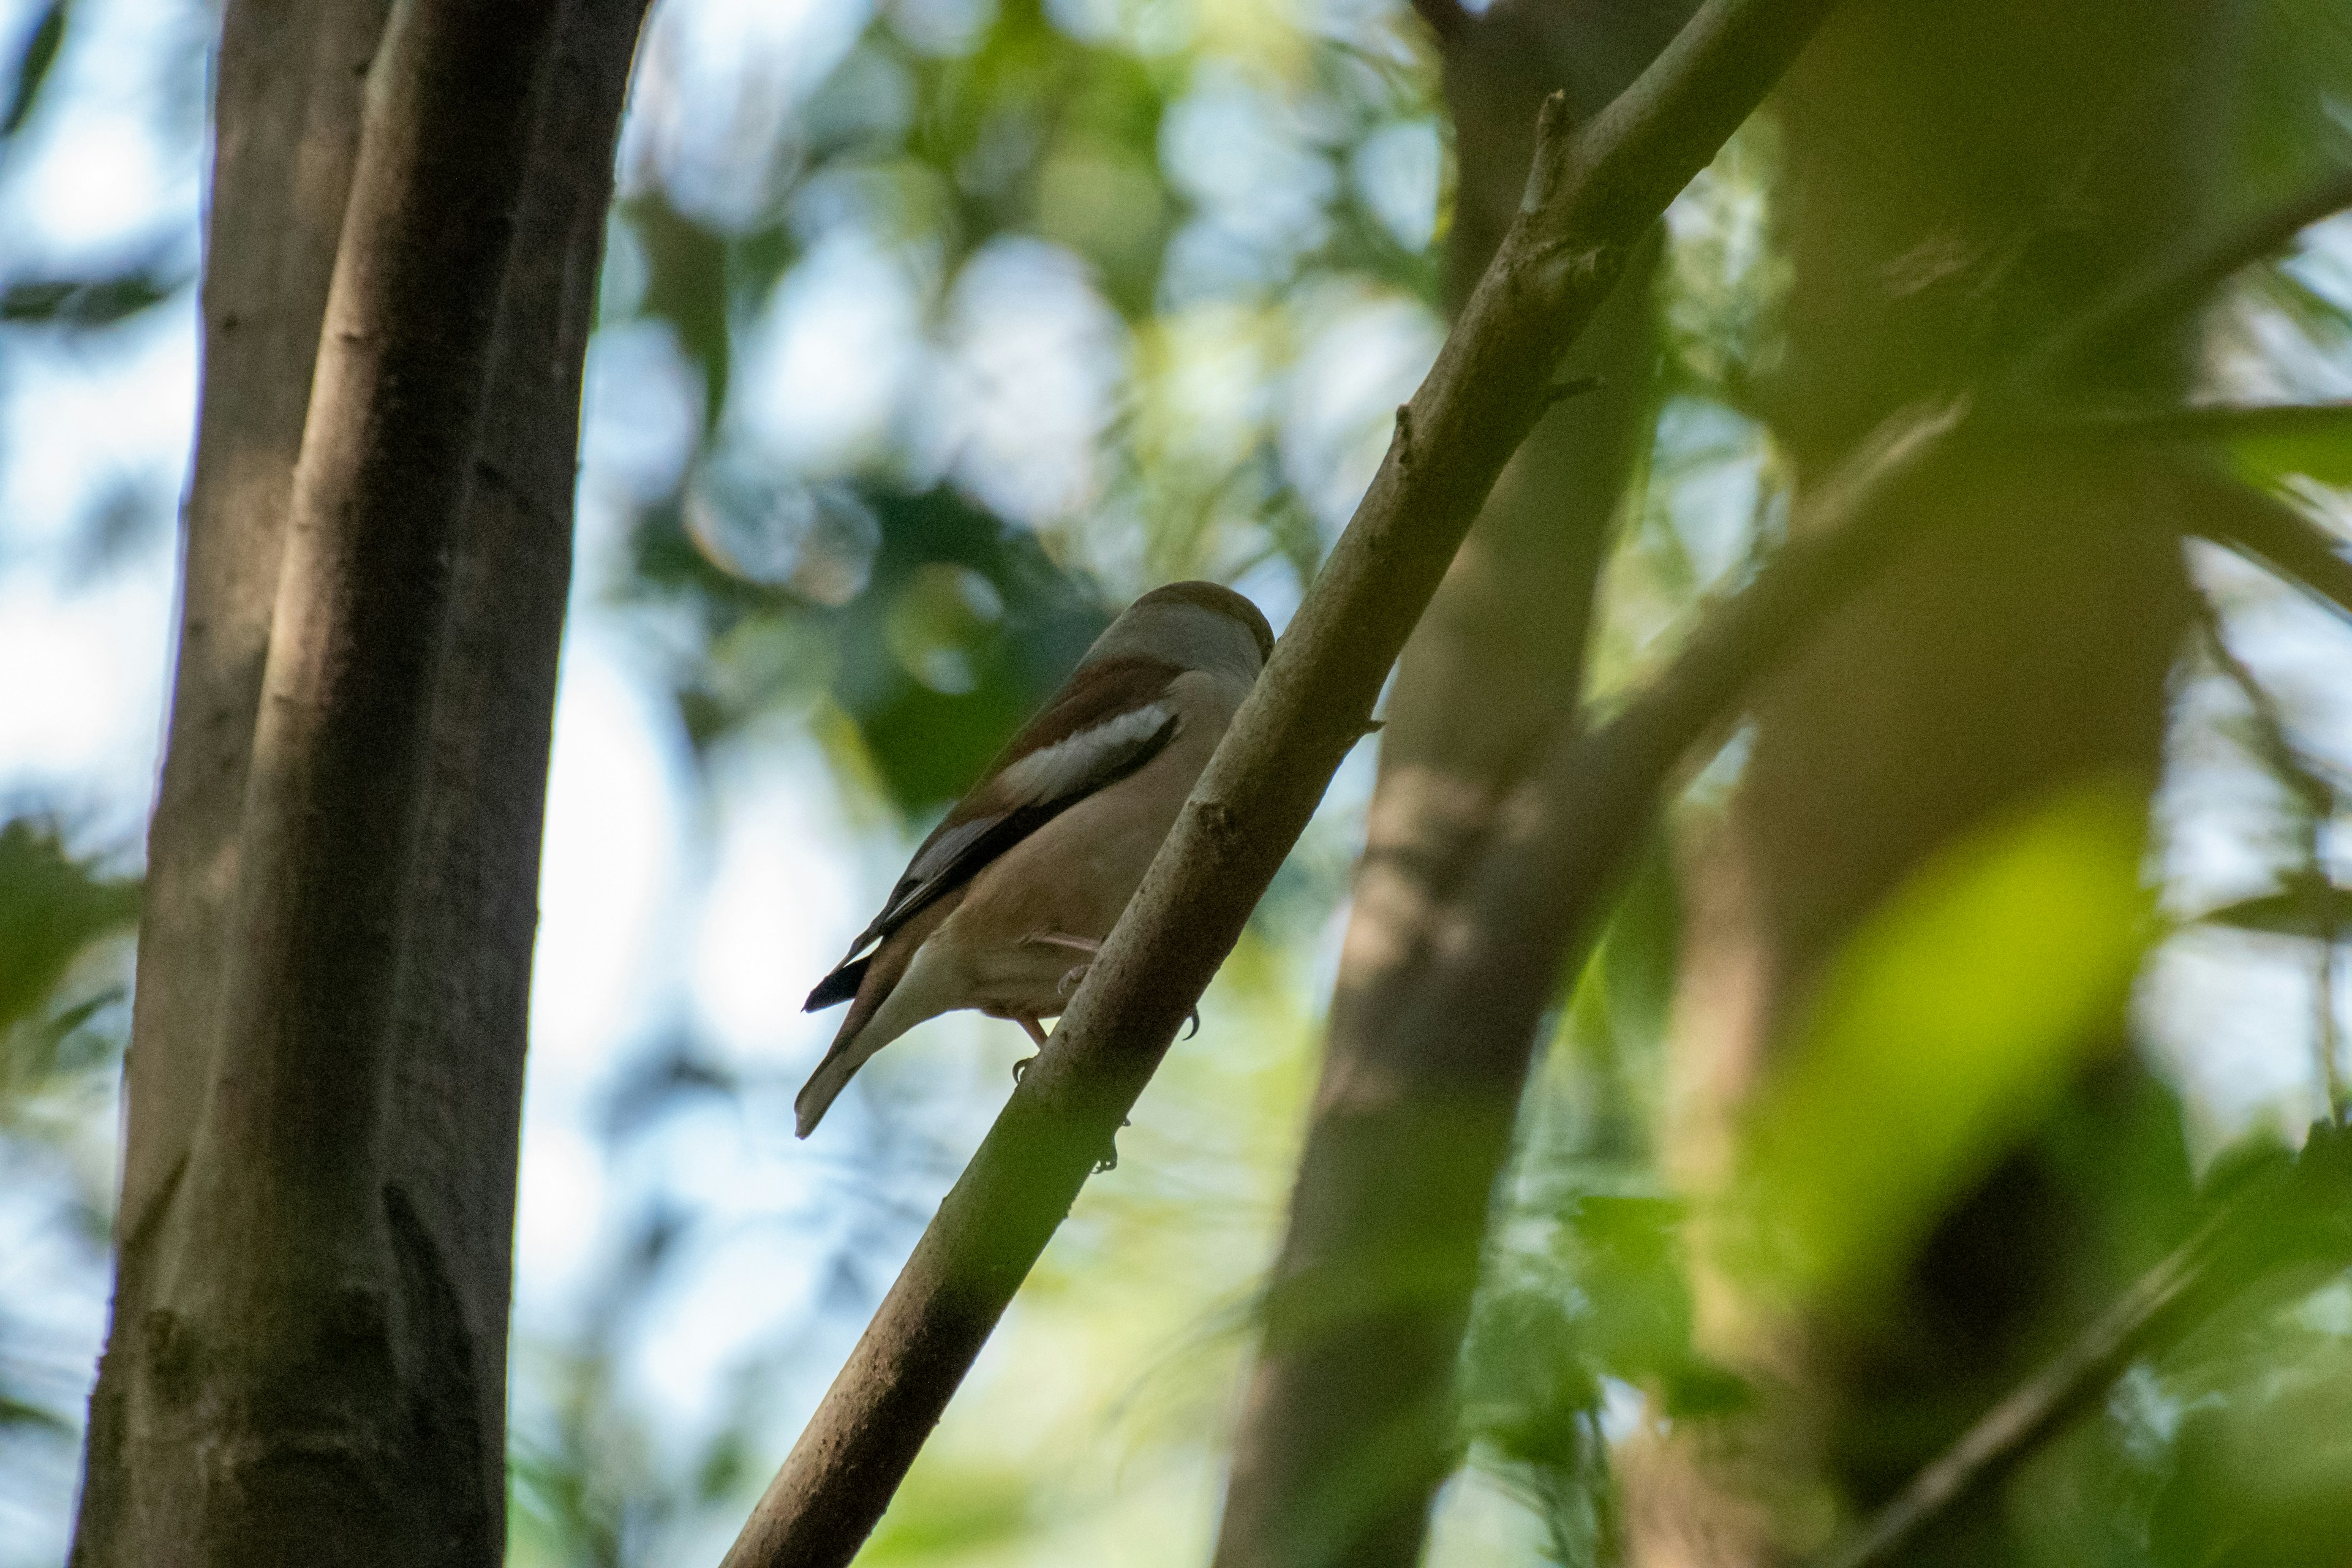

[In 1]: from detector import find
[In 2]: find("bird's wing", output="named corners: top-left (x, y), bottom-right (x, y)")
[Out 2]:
top-left (802, 654), bottom-right (1186, 1011)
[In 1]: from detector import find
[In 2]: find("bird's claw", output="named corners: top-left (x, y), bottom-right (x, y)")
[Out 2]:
top-left (1057, 963), bottom-right (1091, 1000)
top-left (1182, 1007), bottom-right (1200, 1040)
top-left (1088, 1118), bottom-right (1133, 1175)
top-left (1012, 1054), bottom-right (1033, 1084)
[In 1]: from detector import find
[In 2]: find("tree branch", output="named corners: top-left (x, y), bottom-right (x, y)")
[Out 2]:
top-left (2027, 164), bottom-right (2352, 388)
top-left (2038, 398), bottom-right (2352, 449)
top-left (1817, 1122), bottom-right (2352, 1568)
top-left (1216, 402), bottom-right (1959, 1568)
top-left (1408, 0), bottom-right (1473, 48)
top-left (716, 1), bottom-right (1845, 1562)
top-left (1817, 1210), bottom-right (2230, 1568)
top-left (77, 2), bottom-right (394, 1551)
top-left (2173, 460), bottom-right (2352, 625)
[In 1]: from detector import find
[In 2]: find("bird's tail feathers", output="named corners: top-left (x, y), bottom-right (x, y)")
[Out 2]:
top-left (793, 1028), bottom-right (884, 1138)
top-left (793, 924), bottom-right (958, 1137)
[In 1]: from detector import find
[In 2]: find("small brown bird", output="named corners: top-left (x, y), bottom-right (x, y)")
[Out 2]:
top-left (794, 580), bottom-right (1275, 1136)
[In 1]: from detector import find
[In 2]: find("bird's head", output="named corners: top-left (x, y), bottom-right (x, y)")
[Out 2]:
top-left (1082, 579), bottom-right (1274, 684)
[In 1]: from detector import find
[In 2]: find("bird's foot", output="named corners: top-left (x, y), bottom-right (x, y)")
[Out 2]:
top-left (1016, 1014), bottom-right (1050, 1048)
top-left (1057, 962), bottom-right (1091, 1000)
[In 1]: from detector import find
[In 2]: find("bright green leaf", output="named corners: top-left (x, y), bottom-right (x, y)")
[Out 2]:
top-left (1727, 778), bottom-right (2155, 1307)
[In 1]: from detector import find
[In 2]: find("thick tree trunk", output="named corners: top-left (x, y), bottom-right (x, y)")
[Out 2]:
top-left (1630, 2), bottom-right (2226, 1562)
top-left (1209, 4), bottom-right (1692, 1564)
top-left (72, 1), bottom-right (645, 1561)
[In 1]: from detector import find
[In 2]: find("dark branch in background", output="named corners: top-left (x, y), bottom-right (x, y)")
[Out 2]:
top-left (2173, 459), bottom-right (2352, 625)
top-left (1407, 0), bottom-right (1471, 47)
top-left (1820, 1210), bottom-right (2231, 1568)
top-left (1222, 399), bottom-right (1959, 1568)
top-left (1819, 1124), bottom-right (2352, 1568)
top-left (1208, 0), bottom-right (1689, 1555)
top-left (2026, 164), bottom-right (2352, 388)
top-left (2046, 399), bottom-right (2352, 448)
top-left (716, 1), bottom-right (1846, 1563)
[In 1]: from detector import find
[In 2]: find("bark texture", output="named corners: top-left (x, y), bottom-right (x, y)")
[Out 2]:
top-left (1208, 2), bottom-right (1691, 1562)
top-left (79, 0), bottom-right (394, 1551)
top-left (74, 0), bottom-right (646, 1561)
top-left (1631, 3), bottom-right (2226, 1562)
top-left (719, 2), bottom-right (1845, 1564)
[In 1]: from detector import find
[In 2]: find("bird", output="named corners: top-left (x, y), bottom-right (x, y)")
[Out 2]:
top-left (793, 579), bottom-right (1275, 1137)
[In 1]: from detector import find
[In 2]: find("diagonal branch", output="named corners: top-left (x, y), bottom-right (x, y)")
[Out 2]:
top-left (1382, 399), bottom-right (1966, 1125)
top-left (715, 1), bottom-right (1845, 1562)
top-left (2173, 459), bottom-right (2352, 624)
top-left (1816, 1208), bottom-right (2231, 1568)
top-left (1817, 1122), bottom-right (2352, 1568)
top-left (2026, 164), bottom-right (2352, 388)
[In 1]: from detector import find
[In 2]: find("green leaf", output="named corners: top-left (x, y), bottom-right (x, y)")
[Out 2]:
top-left (0, 0), bottom-right (64, 138)
top-left (0, 266), bottom-right (183, 328)
top-left (2196, 878), bottom-right (2352, 939)
top-left (0, 818), bottom-right (137, 1038)
top-left (2086, 401), bottom-right (2352, 490)
top-left (1728, 779), bottom-right (2155, 1306)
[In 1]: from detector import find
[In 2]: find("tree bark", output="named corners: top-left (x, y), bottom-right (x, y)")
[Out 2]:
top-left (718, 2), bottom-right (1845, 1563)
top-left (78, 0), bottom-right (394, 1553)
top-left (72, 0), bottom-right (646, 1561)
top-left (1630, 3), bottom-right (2228, 1562)
top-left (1208, 2), bottom-right (1691, 1561)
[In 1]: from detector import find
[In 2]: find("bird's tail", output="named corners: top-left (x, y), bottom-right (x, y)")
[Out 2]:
top-left (793, 911), bottom-right (959, 1136)
top-left (793, 1026), bottom-right (883, 1137)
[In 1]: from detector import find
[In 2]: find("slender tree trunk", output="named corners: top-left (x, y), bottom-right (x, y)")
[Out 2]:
top-left (1210, 4), bottom-right (1695, 1563)
top-left (73, 1), bottom-right (646, 1561)
top-left (1629, 2), bottom-right (2227, 1562)
top-left (77, 1), bottom-right (394, 1551)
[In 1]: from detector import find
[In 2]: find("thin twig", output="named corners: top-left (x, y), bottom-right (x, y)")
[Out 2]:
top-left (1820, 1123), bottom-right (2352, 1568)
top-left (1816, 1208), bottom-right (2234, 1568)
top-left (715, 2), bottom-right (1846, 1563)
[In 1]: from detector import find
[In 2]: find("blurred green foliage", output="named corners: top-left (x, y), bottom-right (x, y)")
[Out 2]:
top-left (1735, 782), bottom-right (2156, 1307)
top-left (0, 817), bottom-right (137, 1534)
